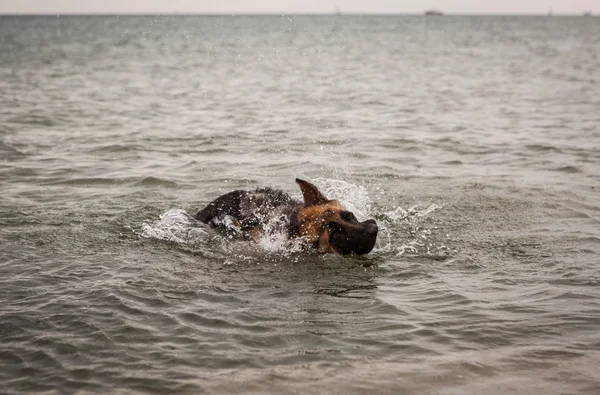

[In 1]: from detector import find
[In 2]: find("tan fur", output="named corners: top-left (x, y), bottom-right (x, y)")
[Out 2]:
top-left (297, 200), bottom-right (346, 251)
top-left (316, 228), bottom-right (337, 254)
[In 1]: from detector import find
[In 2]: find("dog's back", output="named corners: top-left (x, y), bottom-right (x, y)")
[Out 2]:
top-left (195, 188), bottom-right (300, 239)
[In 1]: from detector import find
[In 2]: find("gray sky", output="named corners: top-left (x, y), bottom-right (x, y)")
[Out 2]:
top-left (0, 0), bottom-right (596, 15)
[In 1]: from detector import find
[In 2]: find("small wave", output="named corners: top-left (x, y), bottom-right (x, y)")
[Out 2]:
top-left (91, 144), bottom-right (142, 153)
top-left (312, 139), bottom-right (346, 146)
top-left (441, 160), bottom-right (463, 165)
top-left (7, 114), bottom-right (56, 127)
top-left (554, 166), bottom-right (580, 173)
top-left (526, 144), bottom-right (563, 153)
top-left (262, 129), bottom-right (289, 135)
top-left (134, 177), bottom-right (179, 188)
top-left (0, 142), bottom-right (28, 159)
top-left (193, 148), bottom-right (229, 154)
top-left (44, 177), bottom-right (179, 188)
top-left (46, 177), bottom-right (126, 186)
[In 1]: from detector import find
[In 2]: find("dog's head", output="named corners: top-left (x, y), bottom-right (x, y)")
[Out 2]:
top-left (295, 179), bottom-right (378, 255)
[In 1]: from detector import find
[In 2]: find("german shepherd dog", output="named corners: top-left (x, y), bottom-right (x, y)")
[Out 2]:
top-left (195, 179), bottom-right (378, 255)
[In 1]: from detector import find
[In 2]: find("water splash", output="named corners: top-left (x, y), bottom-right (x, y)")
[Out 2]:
top-left (315, 178), bottom-right (446, 257)
top-left (140, 179), bottom-right (446, 258)
top-left (378, 203), bottom-right (447, 257)
top-left (314, 177), bottom-right (373, 221)
top-left (141, 209), bottom-right (209, 244)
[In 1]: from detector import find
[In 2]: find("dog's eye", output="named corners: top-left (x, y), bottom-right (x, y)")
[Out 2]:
top-left (327, 222), bottom-right (342, 234)
top-left (340, 211), bottom-right (356, 222)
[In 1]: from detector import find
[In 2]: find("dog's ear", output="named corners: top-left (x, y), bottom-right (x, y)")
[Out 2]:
top-left (296, 178), bottom-right (329, 207)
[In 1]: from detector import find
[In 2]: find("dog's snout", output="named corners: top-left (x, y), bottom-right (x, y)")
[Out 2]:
top-left (327, 218), bottom-right (379, 255)
top-left (363, 219), bottom-right (378, 237)
top-left (349, 219), bottom-right (378, 255)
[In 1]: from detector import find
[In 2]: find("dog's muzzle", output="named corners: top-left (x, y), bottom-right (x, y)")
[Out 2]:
top-left (328, 219), bottom-right (378, 255)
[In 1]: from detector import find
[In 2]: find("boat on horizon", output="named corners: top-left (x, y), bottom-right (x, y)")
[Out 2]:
top-left (424, 10), bottom-right (444, 16)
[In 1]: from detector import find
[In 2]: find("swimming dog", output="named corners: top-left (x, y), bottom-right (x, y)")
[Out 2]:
top-left (194, 179), bottom-right (378, 255)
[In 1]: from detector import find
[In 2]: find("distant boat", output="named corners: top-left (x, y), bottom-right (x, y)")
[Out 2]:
top-left (583, 11), bottom-right (592, 16)
top-left (424, 10), bottom-right (444, 16)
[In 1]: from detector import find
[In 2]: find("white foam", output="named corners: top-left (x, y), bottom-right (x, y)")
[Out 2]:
top-left (141, 208), bottom-right (208, 244)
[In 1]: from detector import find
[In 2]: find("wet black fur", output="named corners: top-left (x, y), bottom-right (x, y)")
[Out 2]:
top-left (194, 188), bottom-right (302, 238)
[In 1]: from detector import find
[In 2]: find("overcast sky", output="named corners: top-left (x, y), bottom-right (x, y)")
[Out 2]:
top-left (0, 0), bottom-right (596, 15)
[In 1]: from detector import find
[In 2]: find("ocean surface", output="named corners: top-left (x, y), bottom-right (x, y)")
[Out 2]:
top-left (1, 15), bottom-right (599, 394)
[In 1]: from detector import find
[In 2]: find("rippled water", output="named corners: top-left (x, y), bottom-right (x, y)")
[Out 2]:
top-left (1, 15), bottom-right (599, 394)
